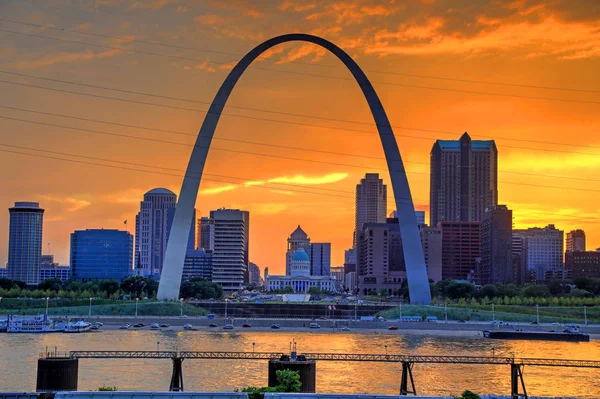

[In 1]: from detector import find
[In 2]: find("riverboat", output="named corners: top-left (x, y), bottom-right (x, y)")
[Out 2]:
top-left (6, 315), bottom-right (62, 333)
top-left (483, 325), bottom-right (590, 342)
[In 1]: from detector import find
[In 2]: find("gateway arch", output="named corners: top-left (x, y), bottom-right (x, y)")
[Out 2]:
top-left (157, 34), bottom-right (432, 305)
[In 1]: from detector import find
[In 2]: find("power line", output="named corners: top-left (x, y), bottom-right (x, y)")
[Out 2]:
top-left (3, 69), bottom-right (600, 152)
top-left (3, 104), bottom-right (600, 185)
top-left (1, 143), bottom-right (598, 225)
top-left (2, 114), bottom-right (600, 195)
top-left (2, 17), bottom-right (599, 94)
top-left (0, 146), bottom-right (355, 200)
top-left (2, 27), bottom-right (600, 106)
top-left (2, 78), bottom-right (600, 159)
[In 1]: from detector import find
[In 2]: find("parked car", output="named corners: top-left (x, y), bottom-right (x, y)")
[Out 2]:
top-left (208, 323), bottom-right (217, 328)
top-left (388, 326), bottom-right (399, 331)
top-left (159, 323), bottom-right (170, 328)
top-left (150, 323), bottom-right (160, 329)
top-left (133, 323), bottom-right (144, 328)
top-left (270, 324), bottom-right (281, 329)
top-left (223, 324), bottom-right (234, 330)
top-left (207, 314), bottom-right (216, 319)
top-left (309, 323), bottom-right (321, 329)
top-left (242, 323), bottom-right (252, 328)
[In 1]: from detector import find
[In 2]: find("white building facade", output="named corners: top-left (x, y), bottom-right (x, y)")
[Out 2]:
top-left (267, 248), bottom-right (337, 293)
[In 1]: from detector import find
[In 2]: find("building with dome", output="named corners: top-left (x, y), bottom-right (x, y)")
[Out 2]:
top-left (267, 247), bottom-right (337, 293)
top-left (286, 225), bottom-right (310, 275)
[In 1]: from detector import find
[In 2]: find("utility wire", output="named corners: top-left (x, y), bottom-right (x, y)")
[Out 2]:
top-left (3, 104), bottom-right (600, 184)
top-left (2, 78), bottom-right (600, 159)
top-left (0, 144), bottom-right (597, 225)
top-left (1, 27), bottom-right (600, 106)
top-left (1, 115), bottom-right (599, 195)
top-left (1, 17), bottom-right (599, 94)
top-left (3, 70), bottom-right (599, 151)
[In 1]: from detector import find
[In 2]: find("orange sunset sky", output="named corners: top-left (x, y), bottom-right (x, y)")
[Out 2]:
top-left (0, 0), bottom-right (599, 276)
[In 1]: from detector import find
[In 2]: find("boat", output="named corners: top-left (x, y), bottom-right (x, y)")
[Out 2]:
top-left (64, 320), bottom-right (92, 333)
top-left (7, 315), bottom-right (62, 333)
top-left (483, 325), bottom-right (590, 342)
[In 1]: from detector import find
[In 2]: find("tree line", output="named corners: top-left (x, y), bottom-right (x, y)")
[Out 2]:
top-left (0, 276), bottom-right (224, 301)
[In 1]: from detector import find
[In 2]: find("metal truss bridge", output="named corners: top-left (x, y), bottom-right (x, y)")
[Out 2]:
top-left (52, 350), bottom-right (600, 398)
top-left (66, 350), bottom-right (600, 368)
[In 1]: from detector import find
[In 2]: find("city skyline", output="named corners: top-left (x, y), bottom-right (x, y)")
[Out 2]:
top-left (1, 1), bottom-right (599, 274)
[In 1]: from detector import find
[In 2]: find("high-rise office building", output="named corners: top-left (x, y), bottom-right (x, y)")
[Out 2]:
top-left (7, 202), bottom-right (44, 285)
top-left (286, 226), bottom-right (310, 275)
top-left (439, 222), bottom-right (481, 281)
top-left (182, 249), bottom-right (212, 281)
top-left (210, 208), bottom-right (250, 291)
top-left (513, 225), bottom-right (564, 282)
top-left (344, 248), bottom-right (356, 274)
top-left (310, 243), bottom-right (331, 276)
top-left (135, 188), bottom-right (177, 277)
top-left (480, 205), bottom-right (513, 284)
top-left (355, 173), bottom-right (387, 246)
top-left (565, 250), bottom-right (600, 279)
top-left (356, 223), bottom-right (405, 295)
top-left (566, 229), bottom-right (586, 252)
top-left (419, 225), bottom-right (443, 282)
top-left (389, 210), bottom-right (427, 226)
top-left (249, 262), bottom-right (262, 286)
top-left (198, 216), bottom-right (214, 251)
top-left (70, 229), bottom-right (133, 281)
top-left (430, 132), bottom-right (498, 227)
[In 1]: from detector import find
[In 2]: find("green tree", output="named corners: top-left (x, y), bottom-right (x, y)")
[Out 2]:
top-left (521, 284), bottom-right (549, 298)
top-left (275, 369), bottom-right (302, 393)
top-left (38, 278), bottom-right (63, 292)
top-left (479, 284), bottom-right (499, 299)
top-left (456, 390), bottom-right (481, 399)
top-left (446, 282), bottom-right (474, 300)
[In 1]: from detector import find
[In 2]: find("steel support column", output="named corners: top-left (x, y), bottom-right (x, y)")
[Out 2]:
top-left (400, 361), bottom-right (416, 396)
top-left (169, 357), bottom-right (184, 392)
top-left (510, 363), bottom-right (527, 399)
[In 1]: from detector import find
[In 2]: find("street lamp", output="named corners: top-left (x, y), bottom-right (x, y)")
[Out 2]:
top-left (45, 297), bottom-right (50, 318)
top-left (252, 342), bottom-right (256, 353)
top-left (135, 298), bottom-right (139, 319)
top-left (536, 304), bottom-right (540, 326)
top-left (157, 341), bottom-right (160, 352)
top-left (179, 298), bottom-right (184, 318)
top-left (88, 297), bottom-right (93, 319)
top-left (492, 303), bottom-right (495, 323)
top-left (444, 301), bottom-right (448, 323)
top-left (492, 347), bottom-right (496, 358)
top-left (384, 344), bottom-right (388, 356)
top-left (584, 305), bottom-right (588, 326)
top-left (225, 298), bottom-right (229, 320)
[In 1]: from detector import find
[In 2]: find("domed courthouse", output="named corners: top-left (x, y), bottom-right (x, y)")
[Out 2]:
top-left (267, 247), bottom-right (338, 293)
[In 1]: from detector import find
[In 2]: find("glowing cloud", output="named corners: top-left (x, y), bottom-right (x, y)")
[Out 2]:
top-left (268, 173), bottom-right (349, 185)
top-left (200, 185), bottom-right (237, 195)
top-left (41, 196), bottom-right (92, 212)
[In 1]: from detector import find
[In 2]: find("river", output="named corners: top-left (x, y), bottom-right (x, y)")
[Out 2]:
top-left (1, 330), bottom-right (599, 397)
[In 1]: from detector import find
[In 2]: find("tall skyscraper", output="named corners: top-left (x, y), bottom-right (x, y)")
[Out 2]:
top-left (135, 188), bottom-right (176, 277)
top-left (514, 225), bottom-right (563, 282)
top-left (70, 229), bottom-right (133, 281)
top-left (355, 173), bottom-right (387, 246)
top-left (182, 249), bottom-right (212, 281)
top-left (210, 208), bottom-right (250, 291)
top-left (7, 202), bottom-right (44, 285)
top-left (430, 132), bottom-right (498, 227)
top-left (309, 243), bottom-right (331, 276)
top-left (480, 205), bottom-right (513, 285)
top-left (249, 262), bottom-right (262, 286)
top-left (286, 225), bottom-right (310, 275)
top-left (566, 229), bottom-right (586, 252)
top-left (198, 216), bottom-right (214, 251)
top-left (440, 222), bottom-right (481, 281)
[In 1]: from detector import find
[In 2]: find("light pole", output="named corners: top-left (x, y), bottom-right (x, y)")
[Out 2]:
top-left (135, 298), bottom-right (139, 319)
top-left (252, 342), bottom-right (256, 353)
top-left (584, 305), bottom-right (588, 326)
top-left (492, 347), bottom-right (496, 358)
top-left (225, 298), bottom-right (228, 320)
top-left (384, 344), bottom-right (388, 356)
top-left (179, 298), bottom-right (184, 318)
top-left (157, 341), bottom-right (160, 352)
top-left (88, 297), bottom-right (93, 318)
top-left (399, 299), bottom-right (403, 320)
top-left (45, 297), bottom-right (50, 318)
top-left (444, 301), bottom-right (448, 323)
top-left (354, 300), bottom-right (357, 322)
top-left (536, 304), bottom-right (540, 325)
top-left (492, 303), bottom-right (495, 323)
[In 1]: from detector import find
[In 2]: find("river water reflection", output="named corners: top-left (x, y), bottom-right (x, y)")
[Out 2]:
top-left (0, 330), bottom-right (599, 397)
